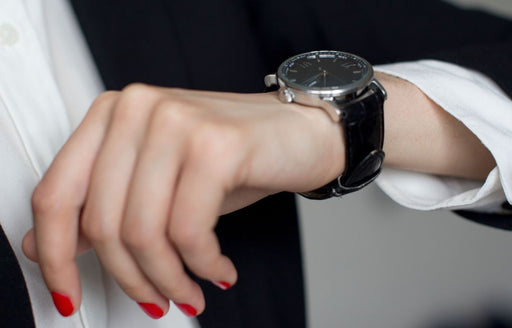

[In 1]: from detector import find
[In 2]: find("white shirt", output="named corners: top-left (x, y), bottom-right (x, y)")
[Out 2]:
top-left (375, 62), bottom-right (512, 213)
top-left (0, 0), bottom-right (196, 327)
top-left (0, 0), bottom-right (510, 327)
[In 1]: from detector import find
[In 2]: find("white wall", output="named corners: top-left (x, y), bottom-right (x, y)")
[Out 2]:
top-left (299, 2), bottom-right (512, 327)
top-left (299, 185), bottom-right (512, 327)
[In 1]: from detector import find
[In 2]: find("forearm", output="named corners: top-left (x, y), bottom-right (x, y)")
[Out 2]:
top-left (305, 70), bottom-right (496, 190)
top-left (377, 72), bottom-right (495, 181)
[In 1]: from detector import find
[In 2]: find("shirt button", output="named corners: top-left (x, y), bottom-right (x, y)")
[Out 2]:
top-left (0, 24), bottom-right (19, 46)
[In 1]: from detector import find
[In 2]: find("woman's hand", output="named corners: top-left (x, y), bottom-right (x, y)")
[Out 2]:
top-left (22, 85), bottom-right (345, 318)
top-left (22, 74), bottom-right (495, 319)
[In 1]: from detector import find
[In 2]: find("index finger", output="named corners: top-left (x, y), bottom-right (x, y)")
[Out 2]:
top-left (29, 92), bottom-right (117, 316)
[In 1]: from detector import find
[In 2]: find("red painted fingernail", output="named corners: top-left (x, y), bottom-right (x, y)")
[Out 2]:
top-left (212, 281), bottom-right (232, 290)
top-left (50, 291), bottom-right (74, 317)
top-left (175, 303), bottom-right (198, 317)
top-left (137, 302), bottom-right (164, 319)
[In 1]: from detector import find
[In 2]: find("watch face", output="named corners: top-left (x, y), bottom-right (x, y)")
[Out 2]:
top-left (277, 50), bottom-right (373, 96)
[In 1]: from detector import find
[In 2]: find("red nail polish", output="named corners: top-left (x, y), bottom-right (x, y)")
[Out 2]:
top-left (137, 302), bottom-right (164, 319)
top-left (50, 291), bottom-right (74, 317)
top-left (175, 303), bottom-right (198, 317)
top-left (212, 281), bottom-right (232, 290)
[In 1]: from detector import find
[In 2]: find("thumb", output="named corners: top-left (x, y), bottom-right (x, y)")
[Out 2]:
top-left (22, 228), bottom-right (93, 262)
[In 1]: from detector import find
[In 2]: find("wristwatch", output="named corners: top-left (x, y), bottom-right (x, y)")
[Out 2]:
top-left (264, 50), bottom-right (386, 199)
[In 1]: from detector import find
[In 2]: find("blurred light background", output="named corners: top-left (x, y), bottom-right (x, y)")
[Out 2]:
top-left (298, 1), bottom-right (512, 327)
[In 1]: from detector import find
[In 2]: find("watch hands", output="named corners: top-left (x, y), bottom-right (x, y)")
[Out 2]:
top-left (301, 73), bottom-right (323, 86)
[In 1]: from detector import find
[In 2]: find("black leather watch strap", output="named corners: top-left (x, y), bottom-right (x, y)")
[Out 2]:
top-left (301, 82), bottom-right (385, 199)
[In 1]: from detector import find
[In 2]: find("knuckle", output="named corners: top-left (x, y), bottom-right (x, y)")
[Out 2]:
top-left (168, 223), bottom-right (201, 253)
top-left (90, 90), bottom-right (119, 110)
top-left (80, 212), bottom-right (117, 245)
top-left (31, 184), bottom-right (60, 217)
top-left (121, 222), bottom-right (157, 252)
top-left (121, 82), bottom-right (155, 97)
top-left (151, 98), bottom-right (192, 129)
top-left (112, 84), bottom-right (158, 124)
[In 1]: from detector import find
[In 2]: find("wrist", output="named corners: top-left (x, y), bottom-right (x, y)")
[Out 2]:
top-left (261, 91), bottom-right (347, 192)
top-left (264, 51), bottom-right (386, 198)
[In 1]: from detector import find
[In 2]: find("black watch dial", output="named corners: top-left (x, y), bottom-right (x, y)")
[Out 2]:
top-left (277, 50), bottom-right (372, 95)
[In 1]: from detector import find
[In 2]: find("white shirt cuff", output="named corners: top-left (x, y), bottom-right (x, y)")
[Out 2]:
top-left (374, 60), bottom-right (512, 213)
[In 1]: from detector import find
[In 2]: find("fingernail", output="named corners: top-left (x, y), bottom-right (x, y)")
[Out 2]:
top-left (137, 302), bottom-right (164, 319)
top-left (212, 281), bottom-right (232, 290)
top-left (175, 303), bottom-right (198, 317)
top-left (50, 291), bottom-right (74, 317)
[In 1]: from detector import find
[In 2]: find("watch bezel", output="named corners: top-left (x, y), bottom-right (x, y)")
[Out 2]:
top-left (276, 50), bottom-right (374, 99)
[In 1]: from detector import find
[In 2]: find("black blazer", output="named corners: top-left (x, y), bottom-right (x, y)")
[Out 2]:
top-left (1, 1), bottom-right (511, 327)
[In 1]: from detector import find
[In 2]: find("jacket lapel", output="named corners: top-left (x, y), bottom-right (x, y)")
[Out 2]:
top-left (69, 0), bottom-right (190, 90)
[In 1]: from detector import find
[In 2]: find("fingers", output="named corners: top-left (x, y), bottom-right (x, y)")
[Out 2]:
top-left (121, 106), bottom-right (206, 314)
top-left (118, 101), bottom-right (242, 315)
top-left (31, 194), bottom-right (82, 316)
top-left (169, 126), bottom-right (240, 291)
top-left (29, 91), bottom-right (118, 316)
top-left (170, 168), bottom-right (238, 292)
top-left (80, 85), bottom-right (172, 316)
top-left (30, 86), bottom-right (250, 319)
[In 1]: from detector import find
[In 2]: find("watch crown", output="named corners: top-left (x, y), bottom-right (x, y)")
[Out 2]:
top-left (264, 74), bottom-right (277, 87)
top-left (278, 88), bottom-right (294, 103)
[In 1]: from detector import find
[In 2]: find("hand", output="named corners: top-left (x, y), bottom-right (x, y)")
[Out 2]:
top-left (22, 85), bottom-right (345, 318)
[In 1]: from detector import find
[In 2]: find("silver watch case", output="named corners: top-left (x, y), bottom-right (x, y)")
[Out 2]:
top-left (264, 60), bottom-right (386, 122)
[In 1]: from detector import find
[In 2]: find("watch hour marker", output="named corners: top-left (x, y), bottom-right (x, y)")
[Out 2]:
top-left (289, 69), bottom-right (297, 72)
top-left (299, 62), bottom-right (313, 69)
